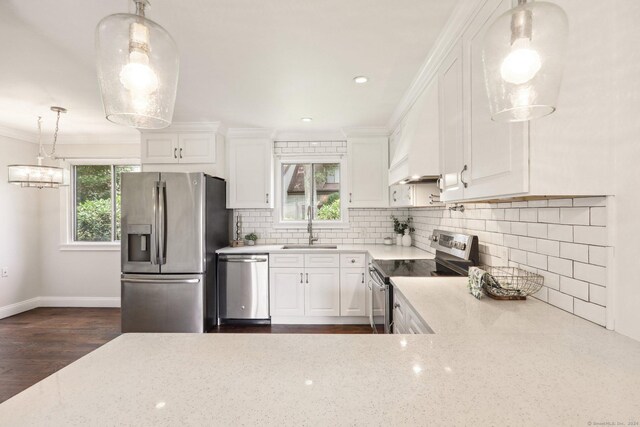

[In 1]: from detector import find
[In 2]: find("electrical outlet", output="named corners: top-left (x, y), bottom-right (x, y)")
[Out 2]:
top-left (1, 267), bottom-right (7, 278)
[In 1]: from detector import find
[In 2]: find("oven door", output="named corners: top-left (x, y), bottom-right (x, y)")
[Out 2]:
top-left (369, 266), bottom-right (390, 334)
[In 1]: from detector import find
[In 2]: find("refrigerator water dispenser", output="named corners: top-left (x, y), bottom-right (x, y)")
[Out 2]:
top-left (127, 224), bottom-right (152, 262)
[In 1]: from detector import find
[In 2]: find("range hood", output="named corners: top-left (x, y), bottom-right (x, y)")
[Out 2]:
top-left (388, 79), bottom-right (440, 186)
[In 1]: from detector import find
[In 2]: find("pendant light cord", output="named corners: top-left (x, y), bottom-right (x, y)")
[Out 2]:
top-left (37, 108), bottom-right (63, 161)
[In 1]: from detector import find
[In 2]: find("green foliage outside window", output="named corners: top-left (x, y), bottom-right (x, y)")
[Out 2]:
top-left (316, 192), bottom-right (341, 220)
top-left (74, 165), bottom-right (139, 242)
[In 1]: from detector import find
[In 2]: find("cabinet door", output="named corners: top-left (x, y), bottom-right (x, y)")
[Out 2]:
top-left (305, 268), bottom-right (340, 317)
top-left (178, 133), bottom-right (216, 164)
top-left (141, 133), bottom-right (179, 164)
top-left (347, 137), bottom-right (389, 208)
top-left (438, 41), bottom-right (465, 202)
top-left (389, 184), bottom-right (411, 207)
top-left (462, 0), bottom-right (529, 199)
top-left (340, 268), bottom-right (366, 316)
top-left (227, 138), bottom-right (273, 208)
top-left (269, 268), bottom-right (304, 316)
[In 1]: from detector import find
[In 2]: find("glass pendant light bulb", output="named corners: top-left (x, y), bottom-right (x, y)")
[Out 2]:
top-left (500, 38), bottom-right (542, 84)
top-left (482, 0), bottom-right (568, 122)
top-left (96, 0), bottom-right (179, 129)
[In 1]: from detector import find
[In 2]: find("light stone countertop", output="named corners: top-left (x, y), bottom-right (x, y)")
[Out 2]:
top-left (216, 244), bottom-right (434, 260)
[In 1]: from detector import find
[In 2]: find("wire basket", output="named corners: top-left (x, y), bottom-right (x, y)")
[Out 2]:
top-left (480, 266), bottom-right (544, 300)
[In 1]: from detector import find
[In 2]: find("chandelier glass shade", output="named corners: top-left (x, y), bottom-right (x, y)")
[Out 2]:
top-left (482, 0), bottom-right (568, 122)
top-left (7, 107), bottom-right (66, 189)
top-left (95, 0), bottom-right (179, 129)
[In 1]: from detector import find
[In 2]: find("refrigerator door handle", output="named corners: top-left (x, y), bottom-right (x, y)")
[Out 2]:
top-left (158, 181), bottom-right (167, 265)
top-left (122, 278), bottom-right (200, 285)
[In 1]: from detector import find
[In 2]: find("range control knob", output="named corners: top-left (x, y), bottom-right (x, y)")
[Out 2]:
top-left (430, 235), bottom-right (438, 242)
top-left (453, 242), bottom-right (467, 250)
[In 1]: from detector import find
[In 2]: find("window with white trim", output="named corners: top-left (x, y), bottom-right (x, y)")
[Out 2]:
top-left (72, 164), bottom-right (140, 242)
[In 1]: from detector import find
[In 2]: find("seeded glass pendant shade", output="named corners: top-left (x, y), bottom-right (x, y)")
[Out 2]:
top-left (96, 0), bottom-right (179, 129)
top-left (482, 0), bottom-right (568, 122)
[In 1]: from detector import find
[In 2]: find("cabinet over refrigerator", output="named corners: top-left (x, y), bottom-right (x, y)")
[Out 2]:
top-left (120, 172), bottom-right (229, 333)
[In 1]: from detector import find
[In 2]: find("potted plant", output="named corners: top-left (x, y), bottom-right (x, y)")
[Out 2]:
top-left (391, 216), bottom-right (415, 246)
top-left (244, 232), bottom-right (258, 246)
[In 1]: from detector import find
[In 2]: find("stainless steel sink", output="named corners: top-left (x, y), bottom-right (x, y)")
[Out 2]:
top-left (282, 245), bottom-right (338, 250)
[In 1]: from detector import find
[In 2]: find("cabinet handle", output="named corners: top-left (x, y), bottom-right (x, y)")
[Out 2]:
top-left (179, 147), bottom-right (183, 159)
top-left (361, 272), bottom-right (365, 283)
top-left (351, 259), bottom-right (356, 263)
top-left (460, 165), bottom-right (468, 188)
top-left (266, 193), bottom-right (269, 204)
top-left (437, 174), bottom-right (443, 194)
top-left (349, 192), bottom-right (352, 203)
top-left (174, 148), bottom-right (178, 159)
top-left (300, 273), bottom-right (303, 284)
top-left (392, 190), bottom-right (397, 202)
top-left (306, 273), bottom-right (309, 284)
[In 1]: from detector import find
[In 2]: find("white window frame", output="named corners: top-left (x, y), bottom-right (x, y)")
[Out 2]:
top-left (59, 158), bottom-right (140, 251)
top-left (273, 155), bottom-right (349, 229)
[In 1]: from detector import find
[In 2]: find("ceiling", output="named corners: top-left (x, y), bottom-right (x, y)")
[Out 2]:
top-left (0, 0), bottom-right (457, 141)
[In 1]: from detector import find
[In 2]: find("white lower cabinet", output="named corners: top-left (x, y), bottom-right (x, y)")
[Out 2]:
top-left (305, 268), bottom-right (340, 316)
top-left (392, 288), bottom-right (431, 334)
top-left (340, 268), bottom-right (367, 316)
top-left (269, 268), bottom-right (305, 316)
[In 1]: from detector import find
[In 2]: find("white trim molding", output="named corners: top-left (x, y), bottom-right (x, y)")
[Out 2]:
top-left (38, 296), bottom-right (121, 308)
top-left (0, 297), bottom-right (40, 320)
top-left (0, 125), bottom-right (38, 144)
top-left (227, 128), bottom-right (276, 139)
top-left (387, 0), bottom-right (484, 132)
top-left (341, 127), bottom-right (389, 138)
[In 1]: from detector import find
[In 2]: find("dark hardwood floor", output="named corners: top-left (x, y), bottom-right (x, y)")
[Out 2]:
top-left (0, 307), bottom-right (374, 402)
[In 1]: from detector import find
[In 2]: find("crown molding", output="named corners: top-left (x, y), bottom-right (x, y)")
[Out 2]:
top-left (226, 128), bottom-right (276, 139)
top-left (0, 125), bottom-right (38, 144)
top-left (386, 0), bottom-right (485, 133)
top-left (341, 127), bottom-right (389, 138)
top-left (53, 134), bottom-right (140, 145)
top-left (274, 129), bottom-right (347, 142)
top-left (140, 121), bottom-right (224, 134)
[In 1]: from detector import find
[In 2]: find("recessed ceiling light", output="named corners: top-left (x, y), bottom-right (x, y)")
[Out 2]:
top-left (301, 117), bottom-right (313, 122)
top-left (353, 76), bottom-right (369, 84)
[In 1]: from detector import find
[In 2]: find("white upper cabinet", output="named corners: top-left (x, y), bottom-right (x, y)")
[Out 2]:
top-left (461, 0), bottom-right (528, 200)
top-left (438, 41), bottom-right (465, 202)
top-left (347, 136), bottom-right (389, 208)
top-left (227, 137), bottom-right (274, 209)
top-left (389, 79), bottom-right (440, 185)
top-left (141, 127), bottom-right (217, 165)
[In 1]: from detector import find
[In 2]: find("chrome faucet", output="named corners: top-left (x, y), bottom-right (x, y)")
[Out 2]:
top-left (307, 205), bottom-right (319, 245)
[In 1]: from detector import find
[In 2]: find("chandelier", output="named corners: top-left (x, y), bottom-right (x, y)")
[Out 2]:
top-left (7, 107), bottom-right (66, 189)
top-left (95, 0), bottom-right (179, 129)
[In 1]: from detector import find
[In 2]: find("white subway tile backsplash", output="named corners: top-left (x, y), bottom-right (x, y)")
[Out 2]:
top-left (560, 207), bottom-right (590, 225)
top-left (560, 242), bottom-right (589, 262)
top-left (589, 284), bottom-right (607, 306)
top-left (504, 209), bottom-right (520, 221)
top-left (548, 199), bottom-right (573, 207)
top-left (573, 197), bottom-right (606, 207)
top-left (590, 207), bottom-right (607, 226)
top-left (548, 256), bottom-right (573, 277)
top-left (574, 262), bottom-right (606, 286)
top-left (520, 208), bottom-right (538, 222)
top-left (574, 299), bottom-right (606, 326)
top-left (548, 289), bottom-right (574, 313)
top-left (527, 252), bottom-right (548, 270)
top-left (588, 246), bottom-right (608, 267)
top-left (538, 208), bottom-right (560, 223)
top-left (574, 226), bottom-right (607, 246)
top-left (548, 224), bottom-right (573, 242)
top-left (536, 239), bottom-right (560, 257)
top-left (527, 223), bottom-right (548, 238)
top-left (560, 276), bottom-right (589, 300)
top-left (519, 236), bottom-right (537, 252)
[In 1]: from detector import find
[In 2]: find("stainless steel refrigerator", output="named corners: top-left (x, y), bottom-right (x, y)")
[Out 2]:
top-left (120, 172), bottom-right (229, 333)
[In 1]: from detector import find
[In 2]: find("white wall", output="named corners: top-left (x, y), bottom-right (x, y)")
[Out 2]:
top-left (0, 135), bottom-right (42, 316)
top-left (38, 143), bottom-right (139, 306)
top-left (610, 1), bottom-right (640, 342)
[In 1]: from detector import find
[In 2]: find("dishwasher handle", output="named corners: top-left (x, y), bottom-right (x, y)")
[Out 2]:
top-left (219, 259), bottom-right (267, 263)
top-left (219, 255), bottom-right (269, 263)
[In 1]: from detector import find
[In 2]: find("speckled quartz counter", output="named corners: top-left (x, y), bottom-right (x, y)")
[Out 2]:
top-left (216, 244), bottom-right (434, 260)
top-left (1, 331), bottom-right (639, 426)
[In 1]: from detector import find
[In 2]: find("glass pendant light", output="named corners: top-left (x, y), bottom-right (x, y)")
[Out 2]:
top-left (482, 0), bottom-right (568, 122)
top-left (95, 0), bottom-right (179, 129)
top-left (7, 107), bottom-right (66, 189)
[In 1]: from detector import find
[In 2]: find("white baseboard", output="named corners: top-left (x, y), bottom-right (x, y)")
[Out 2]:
top-left (0, 297), bottom-right (40, 320)
top-left (271, 316), bottom-right (371, 325)
top-left (38, 296), bottom-right (121, 308)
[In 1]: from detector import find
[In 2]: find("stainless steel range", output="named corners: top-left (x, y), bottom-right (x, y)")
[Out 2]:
top-left (368, 229), bottom-right (479, 333)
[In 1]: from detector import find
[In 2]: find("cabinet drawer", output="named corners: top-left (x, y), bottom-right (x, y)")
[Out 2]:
top-left (405, 307), bottom-right (432, 334)
top-left (304, 253), bottom-right (340, 268)
top-left (270, 253), bottom-right (304, 268)
top-left (340, 253), bottom-right (366, 268)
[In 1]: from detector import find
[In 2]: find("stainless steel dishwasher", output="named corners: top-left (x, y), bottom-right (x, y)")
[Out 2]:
top-left (218, 254), bottom-right (270, 324)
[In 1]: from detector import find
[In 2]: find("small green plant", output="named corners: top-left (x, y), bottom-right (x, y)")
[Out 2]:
top-left (391, 216), bottom-right (415, 234)
top-left (244, 232), bottom-right (258, 242)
